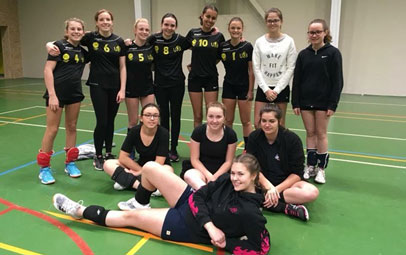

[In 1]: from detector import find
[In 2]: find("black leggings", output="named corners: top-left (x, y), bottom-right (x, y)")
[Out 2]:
top-left (90, 86), bottom-right (120, 155)
top-left (155, 84), bottom-right (185, 151)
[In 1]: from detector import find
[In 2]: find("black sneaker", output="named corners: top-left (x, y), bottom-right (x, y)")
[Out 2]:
top-left (168, 151), bottom-right (180, 162)
top-left (104, 153), bottom-right (116, 160)
top-left (285, 204), bottom-right (309, 221)
top-left (93, 156), bottom-right (104, 171)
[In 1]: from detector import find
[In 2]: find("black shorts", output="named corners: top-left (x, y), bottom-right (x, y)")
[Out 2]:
top-left (188, 76), bottom-right (219, 92)
top-left (255, 86), bottom-right (290, 103)
top-left (45, 97), bottom-right (83, 108)
top-left (222, 82), bottom-right (249, 100)
top-left (126, 84), bottom-right (154, 98)
top-left (161, 186), bottom-right (194, 242)
top-left (300, 106), bottom-right (328, 111)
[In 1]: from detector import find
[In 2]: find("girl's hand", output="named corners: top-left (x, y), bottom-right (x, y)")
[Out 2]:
top-left (293, 108), bottom-right (301, 115)
top-left (48, 95), bottom-right (59, 112)
top-left (263, 186), bottom-right (280, 208)
top-left (116, 90), bottom-right (125, 103)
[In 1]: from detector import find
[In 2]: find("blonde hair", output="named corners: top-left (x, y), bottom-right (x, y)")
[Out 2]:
top-left (134, 18), bottom-right (149, 29)
top-left (64, 18), bottom-right (85, 39)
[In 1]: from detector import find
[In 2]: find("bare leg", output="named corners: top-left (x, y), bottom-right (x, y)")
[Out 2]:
top-left (301, 110), bottom-right (317, 149)
top-left (237, 99), bottom-right (253, 137)
top-left (64, 102), bottom-right (81, 148)
top-left (126, 98), bottom-right (140, 128)
top-left (253, 101), bottom-right (266, 129)
top-left (315, 110), bottom-right (330, 153)
top-left (140, 94), bottom-right (155, 107)
top-left (41, 107), bottom-right (63, 152)
top-left (183, 169), bottom-right (207, 190)
top-left (275, 102), bottom-right (287, 127)
top-left (204, 91), bottom-right (218, 108)
top-left (222, 98), bottom-right (237, 128)
top-left (282, 181), bottom-right (319, 204)
top-left (140, 162), bottom-right (188, 207)
top-left (189, 92), bottom-right (203, 127)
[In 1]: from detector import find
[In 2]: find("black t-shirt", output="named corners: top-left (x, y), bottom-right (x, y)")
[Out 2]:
top-left (44, 39), bottom-right (88, 101)
top-left (121, 124), bottom-right (170, 166)
top-left (125, 42), bottom-right (154, 93)
top-left (219, 40), bottom-right (253, 87)
top-left (191, 124), bottom-right (237, 174)
top-left (81, 32), bottom-right (126, 89)
top-left (149, 33), bottom-right (190, 87)
top-left (186, 28), bottom-right (225, 79)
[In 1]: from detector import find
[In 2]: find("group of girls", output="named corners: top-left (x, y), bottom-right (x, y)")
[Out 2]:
top-left (42, 4), bottom-right (343, 254)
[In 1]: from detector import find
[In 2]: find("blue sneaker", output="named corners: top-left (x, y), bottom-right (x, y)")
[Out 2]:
top-left (39, 167), bottom-right (55, 184)
top-left (65, 162), bottom-right (82, 178)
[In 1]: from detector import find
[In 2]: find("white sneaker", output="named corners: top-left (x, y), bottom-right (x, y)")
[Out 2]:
top-left (113, 182), bottom-right (126, 191)
top-left (151, 189), bottom-right (162, 197)
top-left (303, 165), bottom-right (316, 180)
top-left (117, 197), bottom-right (150, 211)
top-left (53, 193), bottom-right (84, 219)
top-left (315, 168), bottom-right (326, 184)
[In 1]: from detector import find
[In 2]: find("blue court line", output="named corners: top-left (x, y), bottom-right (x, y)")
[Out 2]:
top-left (328, 148), bottom-right (406, 160)
top-left (0, 127), bottom-right (127, 177)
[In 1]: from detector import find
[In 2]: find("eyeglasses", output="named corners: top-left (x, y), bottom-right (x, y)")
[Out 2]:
top-left (266, 19), bottom-right (280, 24)
top-left (142, 114), bottom-right (160, 119)
top-left (307, 30), bottom-right (324, 36)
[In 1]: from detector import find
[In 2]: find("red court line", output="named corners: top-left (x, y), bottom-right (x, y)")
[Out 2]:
top-left (0, 197), bottom-right (94, 255)
top-left (0, 207), bottom-right (15, 216)
top-left (216, 248), bottom-right (225, 255)
top-left (178, 135), bottom-right (190, 148)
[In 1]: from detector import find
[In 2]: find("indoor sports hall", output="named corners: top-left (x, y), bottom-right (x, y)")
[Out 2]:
top-left (1, 0), bottom-right (405, 254)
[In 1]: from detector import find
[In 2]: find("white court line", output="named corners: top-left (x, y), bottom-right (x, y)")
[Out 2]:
top-left (1, 119), bottom-right (404, 169)
top-left (340, 100), bottom-right (406, 107)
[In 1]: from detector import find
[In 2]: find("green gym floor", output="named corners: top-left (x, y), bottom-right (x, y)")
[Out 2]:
top-left (0, 78), bottom-right (405, 255)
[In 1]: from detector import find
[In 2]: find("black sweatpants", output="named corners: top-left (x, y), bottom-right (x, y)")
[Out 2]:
top-left (90, 86), bottom-right (120, 155)
top-left (154, 84), bottom-right (185, 151)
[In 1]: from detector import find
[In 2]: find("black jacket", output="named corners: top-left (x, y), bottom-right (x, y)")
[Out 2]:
top-left (292, 43), bottom-right (343, 111)
top-left (247, 127), bottom-right (304, 186)
top-left (185, 173), bottom-right (270, 254)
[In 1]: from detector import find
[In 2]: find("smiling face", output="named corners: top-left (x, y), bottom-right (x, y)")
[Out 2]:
top-left (228, 20), bottom-right (243, 40)
top-left (140, 106), bottom-right (160, 129)
top-left (265, 12), bottom-right (282, 34)
top-left (65, 21), bottom-right (84, 45)
top-left (96, 12), bottom-right (113, 33)
top-left (206, 106), bottom-right (225, 131)
top-left (135, 20), bottom-right (150, 41)
top-left (260, 111), bottom-right (279, 137)
top-left (201, 8), bottom-right (218, 31)
top-left (230, 162), bottom-right (256, 192)
top-left (308, 22), bottom-right (326, 48)
top-left (161, 17), bottom-right (177, 39)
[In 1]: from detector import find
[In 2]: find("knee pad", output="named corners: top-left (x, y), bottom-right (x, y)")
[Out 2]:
top-left (317, 152), bottom-right (329, 169)
top-left (306, 149), bottom-right (317, 166)
top-left (111, 166), bottom-right (137, 188)
top-left (65, 147), bottom-right (79, 163)
top-left (37, 150), bottom-right (53, 168)
top-left (83, 205), bottom-right (109, 226)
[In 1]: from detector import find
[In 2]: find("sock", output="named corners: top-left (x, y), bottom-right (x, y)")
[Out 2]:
top-left (83, 205), bottom-right (110, 226)
top-left (306, 148), bottom-right (317, 166)
top-left (317, 152), bottom-right (329, 169)
top-left (266, 199), bottom-right (286, 213)
top-left (135, 183), bottom-right (154, 205)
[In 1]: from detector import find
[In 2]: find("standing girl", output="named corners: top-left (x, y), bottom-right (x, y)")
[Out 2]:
top-left (252, 8), bottom-right (297, 127)
top-left (186, 5), bottom-right (225, 127)
top-left (37, 18), bottom-right (88, 184)
top-left (292, 19), bottom-right (343, 184)
top-left (47, 9), bottom-right (126, 171)
top-left (219, 17), bottom-right (254, 149)
top-left (125, 18), bottom-right (155, 136)
top-left (149, 13), bottom-right (190, 162)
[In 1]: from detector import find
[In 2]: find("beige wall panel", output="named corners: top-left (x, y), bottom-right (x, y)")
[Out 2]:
top-left (18, 0), bottom-right (134, 78)
top-left (340, 0), bottom-right (406, 96)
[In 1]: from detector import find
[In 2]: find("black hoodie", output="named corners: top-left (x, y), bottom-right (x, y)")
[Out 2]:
top-left (292, 43), bottom-right (343, 111)
top-left (185, 173), bottom-right (270, 254)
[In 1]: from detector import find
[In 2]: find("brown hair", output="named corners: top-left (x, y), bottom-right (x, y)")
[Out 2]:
top-left (258, 103), bottom-right (282, 126)
top-left (64, 18), bottom-right (84, 39)
top-left (206, 101), bottom-right (226, 117)
top-left (265, 7), bottom-right (283, 22)
top-left (309, 18), bottom-right (332, 43)
top-left (140, 103), bottom-right (160, 116)
top-left (94, 9), bottom-right (114, 22)
top-left (161, 13), bottom-right (178, 27)
top-left (228, 16), bottom-right (244, 28)
top-left (199, 4), bottom-right (218, 26)
top-left (233, 153), bottom-right (261, 187)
